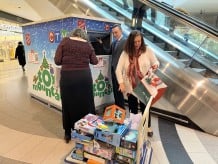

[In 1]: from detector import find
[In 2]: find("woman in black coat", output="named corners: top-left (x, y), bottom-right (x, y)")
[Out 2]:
top-left (54, 28), bottom-right (98, 143)
top-left (15, 41), bottom-right (26, 71)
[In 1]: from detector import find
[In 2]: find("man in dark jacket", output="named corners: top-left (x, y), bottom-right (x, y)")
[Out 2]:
top-left (110, 24), bottom-right (126, 109)
top-left (97, 24), bottom-right (126, 109)
top-left (15, 41), bottom-right (26, 72)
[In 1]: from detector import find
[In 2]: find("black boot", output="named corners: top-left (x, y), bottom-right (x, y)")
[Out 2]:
top-left (64, 130), bottom-right (71, 143)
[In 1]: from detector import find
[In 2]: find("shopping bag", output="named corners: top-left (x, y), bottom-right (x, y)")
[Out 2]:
top-left (133, 72), bottom-right (167, 106)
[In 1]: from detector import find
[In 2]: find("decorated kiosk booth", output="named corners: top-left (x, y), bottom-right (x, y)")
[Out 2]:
top-left (22, 15), bottom-right (154, 164)
top-left (22, 15), bottom-right (120, 110)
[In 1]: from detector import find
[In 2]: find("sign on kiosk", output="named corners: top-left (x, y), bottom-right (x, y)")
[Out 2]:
top-left (22, 15), bottom-right (120, 110)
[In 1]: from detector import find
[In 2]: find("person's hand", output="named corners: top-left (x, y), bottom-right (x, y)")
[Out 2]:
top-left (151, 64), bottom-right (158, 72)
top-left (96, 37), bottom-right (103, 44)
top-left (118, 83), bottom-right (125, 93)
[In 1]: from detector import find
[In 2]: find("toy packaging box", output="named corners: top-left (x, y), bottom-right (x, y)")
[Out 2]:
top-left (84, 140), bottom-right (115, 160)
top-left (84, 152), bottom-right (107, 164)
top-left (114, 154), bottom-right (135, 164)
top-left (71, 130), bottom-right (94, 142)
top-left (74, 113), bottom-right (104, 135)
top-left (115, 146), bottom-right (137, 159)
top-left (103, 104), bottom-right (126, 124)
top-left (71, 142), bottom-right (85, 161)
top-left (120, 129), bottom-right (138, 150)
top-left (94, 120), bottom-right (131, 147)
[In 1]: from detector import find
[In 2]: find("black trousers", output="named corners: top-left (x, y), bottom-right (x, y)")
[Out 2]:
top-left (60, 69), bottom-right (96, 134)
top-left (111, 67), bottom-right (125, 109)
top-left (128, 94), bottom-right (151, 127)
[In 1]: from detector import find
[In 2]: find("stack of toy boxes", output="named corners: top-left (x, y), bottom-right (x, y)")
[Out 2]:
top-left (93, 105), bottom-right (131, 152)
top-left (67, 105), bottom-right (140, 163)
top-left (115, 129), bottom-right (138, 163)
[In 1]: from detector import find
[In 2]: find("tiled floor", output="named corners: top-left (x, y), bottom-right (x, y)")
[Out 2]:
top-left (0, 60), bottom-right (217, 164)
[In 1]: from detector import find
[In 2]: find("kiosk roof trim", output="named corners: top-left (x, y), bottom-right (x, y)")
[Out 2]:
top-left (21, 13), bottom-right (121, 27)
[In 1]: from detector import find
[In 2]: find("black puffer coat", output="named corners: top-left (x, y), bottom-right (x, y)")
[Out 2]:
top-left (15, 43), bottom-right (26, 66)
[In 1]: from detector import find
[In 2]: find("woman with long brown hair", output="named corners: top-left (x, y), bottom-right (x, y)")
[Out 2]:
top-left (116, 30), bottom-right (159, 136)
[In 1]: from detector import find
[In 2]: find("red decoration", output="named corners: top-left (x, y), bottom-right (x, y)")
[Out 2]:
top-left (104, 24), bottom-right (110, 31)
top-left (77, 19), bottom-right (86, 29)
top-left (48, 31), bottom-right (55, 43)
top-left (25, 33), bottom-right (31, 46)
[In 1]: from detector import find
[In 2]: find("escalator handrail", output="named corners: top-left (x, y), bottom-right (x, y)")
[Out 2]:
top-left (143, 0), bottom-right (218, 38)
top-left (98, 0), bottom-right (218, 73)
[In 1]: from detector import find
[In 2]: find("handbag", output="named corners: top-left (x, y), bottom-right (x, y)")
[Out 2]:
top-left (133, 70), bottom-right (167, 106)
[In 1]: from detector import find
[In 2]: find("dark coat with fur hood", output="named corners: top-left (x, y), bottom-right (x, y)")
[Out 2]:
top-left (15, 42), bottom-right (26, 66)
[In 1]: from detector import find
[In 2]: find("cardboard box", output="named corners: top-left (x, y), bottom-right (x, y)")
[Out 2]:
top-left (116, 147), bottom-right (136, 159)
top-left (84, 140), bottom-right (115, 160)
top-left (94, 121), bottom-right (131, 147)
top-left (71, 143), bottom-right (84, 161)
top-left (74, 114), bottom-right (104, 135)
top-left (120, 129), bottom-right (138, 150)
top-left (114, 154), bottom-right (135, 164)
top-left (84, 152), bottom-right (106, 164)
top-left (71, 130), bottom-right (93, 142)
top-left (103, 104), bottom-right (126, 124)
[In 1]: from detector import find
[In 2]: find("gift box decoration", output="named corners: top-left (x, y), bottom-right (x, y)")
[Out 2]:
top-left (141, 72), bottom-right (167, 105)
top-left (103, 104), bottom-right (126, 124)
top-left (133, 72), bottom-right (167, 106)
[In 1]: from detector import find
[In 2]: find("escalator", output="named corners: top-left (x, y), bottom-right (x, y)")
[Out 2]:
top-left (50, 0), bottom-right (218, 136)
top-left (90, 0), bottom-right (218, 82)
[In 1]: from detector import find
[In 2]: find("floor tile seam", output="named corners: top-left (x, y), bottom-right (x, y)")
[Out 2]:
top-left (158, 118), bottom-right (193, 163)
top-left (4, 135), bottom-right (56, 163)
top-left (150, 116), bottom-right (169, 163)
top-left (175, 124), bottom-right (216, 163)
top-left (175, 124), bottom-right (210, 150)
top-left (0, 125), bottom-right (64, 163)
top-left (151, 140), bottom-right (170, 164)
top-left (2, 133), bottom-right (34, 159)
top-left (0, 124), bottom-right (63, 144)
top-left (35, 139), bottom-right (68, 164)
top-left (0, 139), bottom-right (63, 163)
top-left (17, 137), bottom-right (61, 163)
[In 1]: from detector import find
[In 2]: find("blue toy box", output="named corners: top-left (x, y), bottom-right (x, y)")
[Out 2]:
top-left (120, 129), bottom-right (138, 150)
top-left (94, 120), bottom-right (131, 147)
